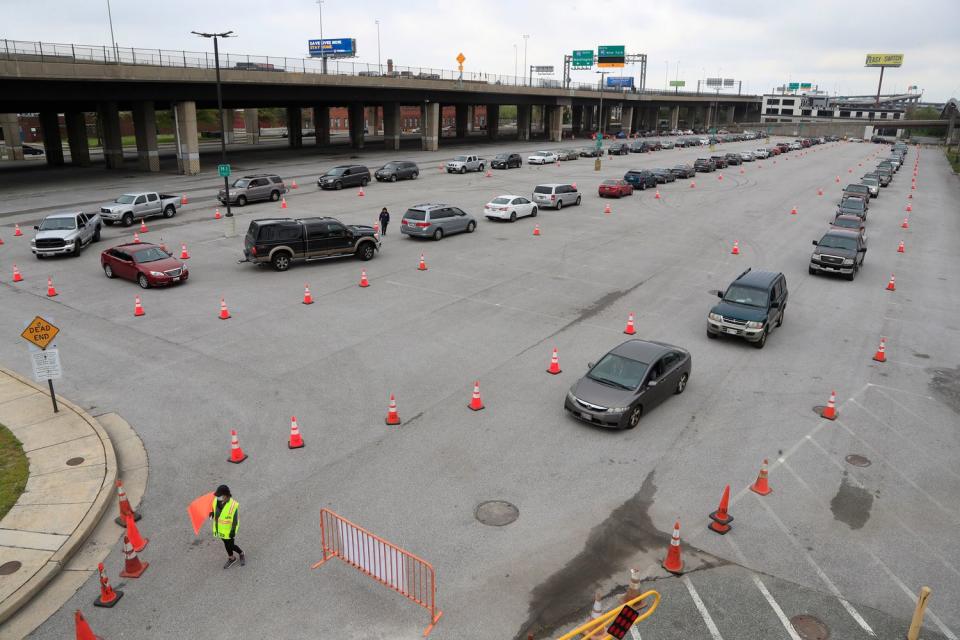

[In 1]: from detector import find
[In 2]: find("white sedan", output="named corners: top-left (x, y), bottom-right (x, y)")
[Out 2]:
top-left (753, 148), bottom-right (770, 159)
top-left (739, 151), bottom-right (755, 161)
top-left (484, 195), bottom-right (538, 222)
top-left (528, 150), bottom-right (559, 165)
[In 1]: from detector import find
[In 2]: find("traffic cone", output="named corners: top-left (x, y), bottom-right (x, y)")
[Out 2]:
top-left (546, 347), bottom-right (562, 375)
top-left (93, 562), bottom-right (123, 607)
top-left (908, 193), bottom-right (912, 199)
top-left (0, 236), bottom-right (4, 245)
top-left (214, 208), bottom-right (222, 220)
top-left (604, 203), bottom-right (612, 215)
top-left (571, 182), bottom-right (577, 190)
top-left (385, 394), bottom-right (401, 425)
top-left (227, 429), bottom-right (247, 463)
top-left (123, 512), bottom-right (148, 552)
top-left (731, 240), bottom-right (740, 255)
top-left (14, 223), bottom-right (22, 236)
top-left (46, 276), bottom-right (57, 297)
top-left (12, 264), bottom-right (22, 282)
top-left (281, 196), bottom-right (288, 208)
top-left (75, 611), bottom-right (100, 639)
top-left (661, 520), bottom-right (684, 575)
top-left (906, 203), bottom-right (912, 212)
top-left (219, 297), bottom-right (231, 319)
top-left (181, 194), bottom-right (188, 205)
top-left (468, 381), bottom-right (485, 411)
top-left (848, 168), bottom-right (852, 173)
top-left (180, 243), bottom-right (190, 259)
top-left (708, 484), bottom-right (734, 534)
top-left (739, 168), bottom-right (744, 174)
top-left (717, 173), bottom-right (723, 181)
top-left (817, 188), bottom-right (823, 196)
top-left (654, 190), bottom-right (661, 199)
top-left (901, 217), bottom-right (909, 229)
top-left (623, 312), bottom-right (636, 335)
top-left (911, 183), bottom-right (916, 190)
top-left (114, 479), bottom-right (140, 526)
top-left (373, 223), bottom-right (380, 235)
top-left (288, 416), bottom-right (304, 449)
top-left (418, 253), bottom-right (428, 271)
top-left (590, 592), bottom-right (603, 622)
top-left (134, 295), bottom-right (145, 317)
top-left (139, 219), bottom-right (148, 233)
top-left (689, 180), bottom-right (696, 188)
top-left (118, 534), bottom-right (149, 578)
top-left (750, 459), bottom-right (773, 496)
top-left (821, 390), bottom-right (838, 420)
top-left (358, 186), bottom-right (365, 197)
top-left (291, 179), bottom-right (298, 189)
top-left (622, 568), bottom-right (642, 604)
top-left (897, 240), bottom-right (905, 253)
top-left (302, 284), bottom-right (314, 305)
top-left (438, 164), bottom-right (444, 171)
top-left (886, 274), bottom-right (896, 291)
top-left (485, 169), bottom-right (492, 177)
top-left (532, 225), bottom-right (541, 236)
top-left (835, 175), bottom-right (841, 183)
top-left (359, 269), bottom-right (370, 287)
top-left (790, 206), bottom-right (798, 215)
top-left (873, 337), bottom-right (887, 362)
top-left (133, 232), bottom-right (141, 243)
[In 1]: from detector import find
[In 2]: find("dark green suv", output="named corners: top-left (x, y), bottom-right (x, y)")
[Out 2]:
top-left (707, 268), bottom-right (787, 349)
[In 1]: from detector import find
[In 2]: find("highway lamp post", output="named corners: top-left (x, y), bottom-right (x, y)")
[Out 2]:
top-left (105, 0), bottom-right (118, 62)
top-left (316, 0), bottom-right (326, 74)
top-left (375, 20), bottom-right (381, 75)
top-left (522, 34), bottom-right (529, 86)
top-left (513, 44), bottom-right (517, 79)
top-left (664, 60), bottom-right (668, 90)
top-left (595, 70), bottom-right (608, 171)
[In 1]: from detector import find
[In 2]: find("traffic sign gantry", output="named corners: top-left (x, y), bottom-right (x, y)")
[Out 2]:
top-left (21, 315), bottom-right (59, 350)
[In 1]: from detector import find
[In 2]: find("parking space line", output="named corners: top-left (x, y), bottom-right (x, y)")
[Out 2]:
top-left (682, 575), bottom-right (725, 640)
top-left (871, 552), bottom-right (959, 640)
top-left (865, 382), bottom-right (935, 401)
top-left (726, 536), bottom-right (803, 640)
top-left (630, 624), bottom-right (642, 639)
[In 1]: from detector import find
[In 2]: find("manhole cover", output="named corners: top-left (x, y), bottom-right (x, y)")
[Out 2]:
top-left (812, 405), bottom-right (826, 415)
top-left (791, 614), bottom-right (829, 640)
top-left (475, 500), bottom-right (519, 526)
top-left (0, 561), bottom-right (22, 575)
top-left (66, 457), bottom-right (85, 466)
top-left (845, 454), bottom-right (871, 467)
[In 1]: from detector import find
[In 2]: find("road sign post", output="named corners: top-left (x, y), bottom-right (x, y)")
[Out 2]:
top-left (218, 163), bottom-right (231, 178)
top-left (21, 315), bottom-right (62, 412)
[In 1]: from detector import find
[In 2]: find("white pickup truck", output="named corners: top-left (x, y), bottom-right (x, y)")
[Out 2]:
top-left (445, 155), bottom-right (486, 174)
top-left (99, 192), bottom-right (181, 227)
top-left (31, 211), bottom-right (102, 258)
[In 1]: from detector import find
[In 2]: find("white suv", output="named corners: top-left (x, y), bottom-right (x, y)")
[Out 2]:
top-left (753, 148), bottom-right (770, 159)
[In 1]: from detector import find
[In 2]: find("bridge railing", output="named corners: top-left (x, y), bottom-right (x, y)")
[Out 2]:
top-left (0, 38), bottom-right (753, 99)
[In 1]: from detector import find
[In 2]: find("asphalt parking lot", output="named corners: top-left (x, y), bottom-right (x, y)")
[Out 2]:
top-left (1, 136), bottom-right (958, 639)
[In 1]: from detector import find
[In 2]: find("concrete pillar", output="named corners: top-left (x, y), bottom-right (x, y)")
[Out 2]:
top-left (547, 105), bottom-right (563, 142)
top-left (98, 102), bottom-right (124, 169)
top-left (632, 106), bottom-right (642, 133)
top-left (455, 104), bottom-right (469, 138)
top-left (572, 105), bottom-right (583, 136)
top-left (383, 102), bottom-right (401, 150)
top-left (517, 104), bottom-right (531, 141)
top-left (174, 101), bottom-right (199, 175)
top-left (65, 112), bottom-right (90, 167)
top-left (39, 111), bottom-right (65, 166)
top-left (222, 109), bottom-right (236, 143)
top-left (582, 106), bottom-right (594, 133)
top-left (366, 106), bottom-right (380, 135)
top-left (487, 104), bottom-right (500, 140)
top-left (706, 105), bottom-right (714, 129)
top-left (0, 113), bottom-right (24, 160)
top-left (421, 102), bottom-right (439, 151)
top-left (644, 107), bottom-right (658, 131)
top-left (348, 103), bottom-right (365, 149)
top-left (131, 102), bottom-right (160, 172)
top-left (467, 106), bottom-right (475, 133)
top-left (621, 105), bottom-right (634, 137)
top-left (287, 107), bottom-right (303, 148)
top-left (313, 106), bottom-right (330, 146)
top-left (670, 105), bottom-right (680, 130)
top-left (726, 106), bottom-right (735, 124)
top-left (244, 108), bottom-right (260, 144)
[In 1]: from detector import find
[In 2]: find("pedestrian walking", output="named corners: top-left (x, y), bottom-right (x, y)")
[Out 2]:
top-left (379, 207), bottom-right (390, 236)
top-left (210, 485), bottom-right (245, 568)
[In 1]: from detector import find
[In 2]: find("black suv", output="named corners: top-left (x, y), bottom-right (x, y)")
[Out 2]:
top-left (608, 142), bottom-right (630, 155)
top-left (671, 164), bottom-right (696, 178)
top-left (374, 161), bottom-right (419, 182)
top-left (694, 158), bottom-right (716, 172)
top-left (241, 217), bottom-right (380, 271)
top-left (318, 165), bottom-right (371, 190)
top-left (707, 268), bottom-right (787, 349)
top-left (724, 153), bottom-right (742, 165)
top-left (623, 170), bottom-right (658, 190)
top-left (810, 230), bottom-right (867, 281)
top-left (491, 153), bottom-right (522, 169)
top-left (836, 196), bottom-right (867, 221)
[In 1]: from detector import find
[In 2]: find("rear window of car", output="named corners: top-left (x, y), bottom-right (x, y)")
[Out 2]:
top-left (270, 176), bottom-right (282, 183)
top-left (404, 209), bottom-right (426, 221)
top-left (602, 180), bottom-right (619, 185)
top-left (841, 198), bottom-right (865, 210)
top-left (534, 186), bottom-right (553, 194)
top-left (833, 217), bottom-right (860, 229)
top-left (491, 197), bottom-right (511, 204)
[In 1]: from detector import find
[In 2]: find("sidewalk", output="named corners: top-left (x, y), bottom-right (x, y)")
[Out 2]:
top-left (0, 367), bottom-right (116, 626)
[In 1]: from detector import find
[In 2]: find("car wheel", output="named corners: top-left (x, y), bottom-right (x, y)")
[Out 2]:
top-left (73, 242), bottom-right (82, 257)
top-left (675, 372), bottom-right (689, 394)
top-left (334, 181), bottom-right (343, 190)
top-left (271, 252), bottom-right (292, 271)
top-left (531, 206), bottom-right (538, 217)
top-left (510, 212), bottom-right (517, 222)
top-left (103, 264), bottom-right (113, 278)
top-left (753, 328), bottom-right (768, 349)
top-left (361, 177), bottom-right (369, 186)
top-left (390, 175), bottom-right (397, 182)
top-left (556, 199), bottom-right (563, 210)
top-left (846, 267), bottom-right (857, 282)
top-left (137, 273), bottom-right (150, 289)
top-left (433, 228), bottom-right (444, 241)
top-left (624, 405), bottom-right (642, 430)
top-left (122, 213), bottom-right (134, 227)
top-left (163, 205), bottom-right (176, 218)
top-left (237, 195), bottom-right (247, 207)
top-left (459, 167), bottom-right (466, 174)
top-left (808, 266), bottom-right (817, 275)
top-left (466, 221), bottom-right (476, 233)
top-left (356, 243), bottom-right (375, 261)
top-left (270, 191), bottom-right (280, 202)
top-left (478, 164), bottom-right (485, 172)
top-left (93, 227), bottom-right (101, 242)
top-left (575, 196), bottom-right (582, 206)
top-left (412, 172), bottom-right (419, 179)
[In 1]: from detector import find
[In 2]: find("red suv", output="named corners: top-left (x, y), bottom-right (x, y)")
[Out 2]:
top-left (598, 179), bottom-right (634, 198)
top-left (101, 242), bottom-right (188, 289)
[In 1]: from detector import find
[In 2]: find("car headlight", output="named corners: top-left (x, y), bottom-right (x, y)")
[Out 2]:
top-left (607, 406), bottom-right (630, 414)
top-left (842, 258), bottom-right (854, 265)
top-left (746, 321), bottom-right (764, 329)
top-left (566, 391), bottom-right (576, 403)
top-left (148, 271), bottom-right (165, 277)
top-left (30, 240), bottom-right (36, 247)
top-left (812, 253), bottom-right (821, 260)
top-left (708, 312), bottom-right (722, 322)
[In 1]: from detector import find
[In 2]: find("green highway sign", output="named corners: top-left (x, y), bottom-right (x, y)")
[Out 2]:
top-left (597, 45), bottom-right (625, 68)
top-left (800, 82), bottom-right (812, 90)
top-left (218, 163), bottom-right (231, 178)
top-left (669, 80), bottom-right (686, 87)
top-left (572, 50), bottom-right (593, 69)
top-left (787, 82), bottom-right (800, 90)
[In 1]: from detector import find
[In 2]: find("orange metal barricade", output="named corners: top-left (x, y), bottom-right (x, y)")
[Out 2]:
top-left (311, 508), bottom-right (443, 637)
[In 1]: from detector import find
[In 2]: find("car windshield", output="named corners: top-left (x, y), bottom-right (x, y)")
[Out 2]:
top-left (841, 199), bottom-right (865, 211)
top-left (833, 217), bottom-right (860, 229)
top-left (115, 195), bottom-right (136, 204)
top-left (132, 247), bottom-right (169, 263)
top-left (381, 162), bottom-right (400, 169)
top-left (39, 217), bottom-right (76, 231)
top-left (403, 209), bottom-right (426, 221)
top-left (818, 235), bottom-right (858, 251)
top-left (490, 197), bottom-right (511, 204)
top-left (494, 154), bottom-right (509, 160)
top-left (602, 180), bottom-right (619, 185)
top-left (862, 178), bottom-right (878, 185)
top-left (533, 152), bottom-right (548, 156)
top-left (232, 179), bottom-right (250, 188)
top-left (453, 156), bottom-right (468, 162)
top-left (587, 353), bottom-right (648, 390)
top-left (723, 285), bottom-right (769, 308)
top-left (325, 168), bottom-right (347, 176)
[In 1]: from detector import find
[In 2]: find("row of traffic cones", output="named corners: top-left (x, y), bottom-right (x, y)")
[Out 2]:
top-left (222, 417), bottom-right (308, 460)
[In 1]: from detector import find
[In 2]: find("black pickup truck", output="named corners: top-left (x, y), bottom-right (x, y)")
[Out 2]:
top-left (241, 217), bottom-right (380, 271)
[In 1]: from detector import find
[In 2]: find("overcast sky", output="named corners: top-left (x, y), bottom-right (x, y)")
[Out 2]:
top-left (14, 0), bottom-right (960, 101)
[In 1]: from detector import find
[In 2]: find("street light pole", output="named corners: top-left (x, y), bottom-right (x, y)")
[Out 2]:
top-left (513, 44), bottom-right (517, 79)
top-left (105, 0), bottom-right (118, 62)
top-left (522, 34), bottom-right (529, 86)
top-left (316, 0), bottom-right (326, 74)
top-left (375, 20), bottom-right (381, 75)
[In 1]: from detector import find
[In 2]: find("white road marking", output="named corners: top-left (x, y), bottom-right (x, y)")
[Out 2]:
top-left (726, 536), bottom-right (803, 640)
top-left (865, 382), bottom-right (935, 400)
top-left (871, 552), bottom-right (958, 640)
top-left (630, 624), bottom-right (642, 640)
top-left (682, 575), bottom-right (725, 640)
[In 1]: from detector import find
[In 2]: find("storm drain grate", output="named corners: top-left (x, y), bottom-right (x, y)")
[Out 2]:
top-left (475, 500), bottom-right (519, 526)
top-left (845, 454), bottom-right (871, 467)
top-left (0, 561), bottom-right (22, 575)
top-left (791, 614), bottom-right (829, 640)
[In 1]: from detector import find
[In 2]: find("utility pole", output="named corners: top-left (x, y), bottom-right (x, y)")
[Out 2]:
top-left (316, 0), bottom-right (326, 74)
top-left (105, 0), bottom-right (118, 62)
top-left (522, 34), bottom-right (529, 86)
top-left (513, 43), bottom-right (517, 79)
top-left (375, 19), bottom-right (381, 75)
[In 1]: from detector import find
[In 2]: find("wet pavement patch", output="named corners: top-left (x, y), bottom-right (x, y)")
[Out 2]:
top-left (913, 353), bottom-right (930, 359)
top-left (844, 454), bottom-right (871, 467)
top-left (830, 472), bottom-right (873, 530)
top-left (791, 614), bottom-right (829, 639)
top-left (929, 366), bottom-right (960, 414)
top-left (475, 500), bottom-right (519, 527)
top-left (66, 456), bottom-right (85, 466)
top-left (0, 560), bottom-right (21, 575)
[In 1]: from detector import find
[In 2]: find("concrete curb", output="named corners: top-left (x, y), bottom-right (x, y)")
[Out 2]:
top-left (0, 367), bottom-right (117, 625)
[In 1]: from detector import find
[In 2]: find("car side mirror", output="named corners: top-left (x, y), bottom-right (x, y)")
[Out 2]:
top-left (812, 240), bottom-right (819, 246)
top-left (859, 248), bottom-right (867, 253)
top-left (78, 222), bottom-right (85, 228)
top-left (716, 290), bottom-right (723, 298)
top-left (587, 362), bottom-right (594, 369)
top-left (34, 225), bottom-right (39, 230)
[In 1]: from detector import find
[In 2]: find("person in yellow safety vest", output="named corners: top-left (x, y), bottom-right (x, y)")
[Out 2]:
top-left (210, 485), bottom-right (245, 569)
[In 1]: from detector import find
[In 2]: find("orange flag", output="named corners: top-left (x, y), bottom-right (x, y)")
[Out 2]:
top-left (188, 492), bottom-right (215, 535)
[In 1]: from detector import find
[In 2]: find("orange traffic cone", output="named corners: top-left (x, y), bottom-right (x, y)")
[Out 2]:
top-left (139, 219), bottom-right (148, 233)
top-left (214, 208), bottom-right (222, 220)
top-left (124, 512), bottom-right (148, 552)
top-left (708, 484), bottom-right (734, 534)
top-left (750, 459), bottom-right (773, 496)
top-left (624, 312), bottom-right (637, 335)
top-left (848, 168), bottom-right (853, 173)
top-left (357, 269), bottom-right (370, 288)
top-left (689, 181), bottom-right (696, 189)
top-left (133, 232), bottom-right (141, 243)
top-left (717, 173), bottom-right (723, 181)
top-left (622, 567), bottom-right (642, 604)
top-left (227, 429), bottom-right (248, 463)
top-left (897, 240), bottom-right (905, 253)
top-left (901, 217), bottom-right (909, 229)
top-left (385, 394), bottom-right (401, 425)
top-left (438, 164), bottom-right (444, 171)
top-left (571, 182), bottom-right (577, 190)
top-left (418, 253), bottom-right (428, 271)
top-left (790, 206), bottom-right (798, 215)
top-left (134, 295), bottom-right (145, 317)
top-left (181, 194), bottom-right (188, 205)
top-left (604, 203), bottom-right (612, 215)
top-left (93, 562), bottom-right (123, 607)
top-left (14, 223), bottom-right (23, 236)
top-left (46, 276), bottom-right (57, 297)
top-left (731, 240), bottom-right (740, 255)
top-left (288, 416), bottom-right (304, 449)
top-left (0, 236), bottom-right (4, 245)
top-left (118, 534), bottom-right (149, 578)
top-left (358, 186), bottom-right (365, 197)
top-left (468, 380), bottom-right (485, 411)
top-left (532, 225), bottom-right (541, 236)
top-left (180, 243), bottom-right (190, 259)
top-left (821, 390), bottom-right (838, 420)
top-left (886, 274), bottom-right (896, 291)
top-left (291, 179), bottom-right (298, 189)
top-left (302, 284), bottom-right (314, 305)
top-left (485, 169), bottom-right (493, 177)
top-left (908, 193), bottom-right (912, 199)
top-left (661, 520), bottom-right (684, 575)
top-left (739, 167), bottom-right (744, 174)
top-left (654, 190), bottom-right (661, 199)
top-left (906, 203), bottom-right (912, 212)
top-left (75, 611), bottom-right (100, 639)
top-left (873, 337), bottom-right (887, 362)
top-left (546, 347), bottom-right (562, 375)
top-left (219, 297), bottom-right (231, 319)
top-left (281, 196), bottom-right (288, 209)
top-left (817, 188), bottom-right (823, 196)
top-left (114, 479), bottom-right (140, 526)
top-left (911, 183), bottom-right (916, 190)
top-left (12, 264), bottom-right (22, 282)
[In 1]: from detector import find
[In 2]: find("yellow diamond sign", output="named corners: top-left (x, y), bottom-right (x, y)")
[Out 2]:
top-left (21, 315), bottom-right (60, 350)
top-left (456, 52), bottom-right (465, 65)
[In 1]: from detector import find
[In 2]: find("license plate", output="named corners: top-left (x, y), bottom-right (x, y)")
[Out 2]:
top-left (173, 277), bottom-right (180, 282)
top-left (580, 412), bottom-right (592, 420)
top-left (725, 327), bottom-right (739, 335)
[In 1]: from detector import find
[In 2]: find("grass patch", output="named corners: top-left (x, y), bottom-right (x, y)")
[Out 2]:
top-left (86, 134), bottom-right (177, 148)
top-left (0, 423), bottom-right (29, 520)
top-left (947, 147), bottom-right (960, 173)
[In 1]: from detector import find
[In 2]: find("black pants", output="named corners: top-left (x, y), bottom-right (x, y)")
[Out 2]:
top-left (222, 538), bottom-right (243, 557)
top-left (380, 221), bottom-right (388, 235)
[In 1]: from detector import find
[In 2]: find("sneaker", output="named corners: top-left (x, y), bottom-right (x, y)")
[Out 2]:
top-left (239, 553), bottom-right (246, 567)
top-left (223, 556), bottom-right (238, 569)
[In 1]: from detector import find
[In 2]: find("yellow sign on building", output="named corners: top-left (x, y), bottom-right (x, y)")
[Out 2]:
top-left (865, 53), bottom-right (904, 67)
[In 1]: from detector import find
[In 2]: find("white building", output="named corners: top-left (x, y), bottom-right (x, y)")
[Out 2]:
top-left (761, 92), bottom-right (907, 125)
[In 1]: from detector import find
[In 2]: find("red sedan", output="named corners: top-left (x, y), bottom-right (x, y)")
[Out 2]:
top-left (598, 179), bottom-right (634, 198)
top-left (101, 242), bottom-right (189, 289)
